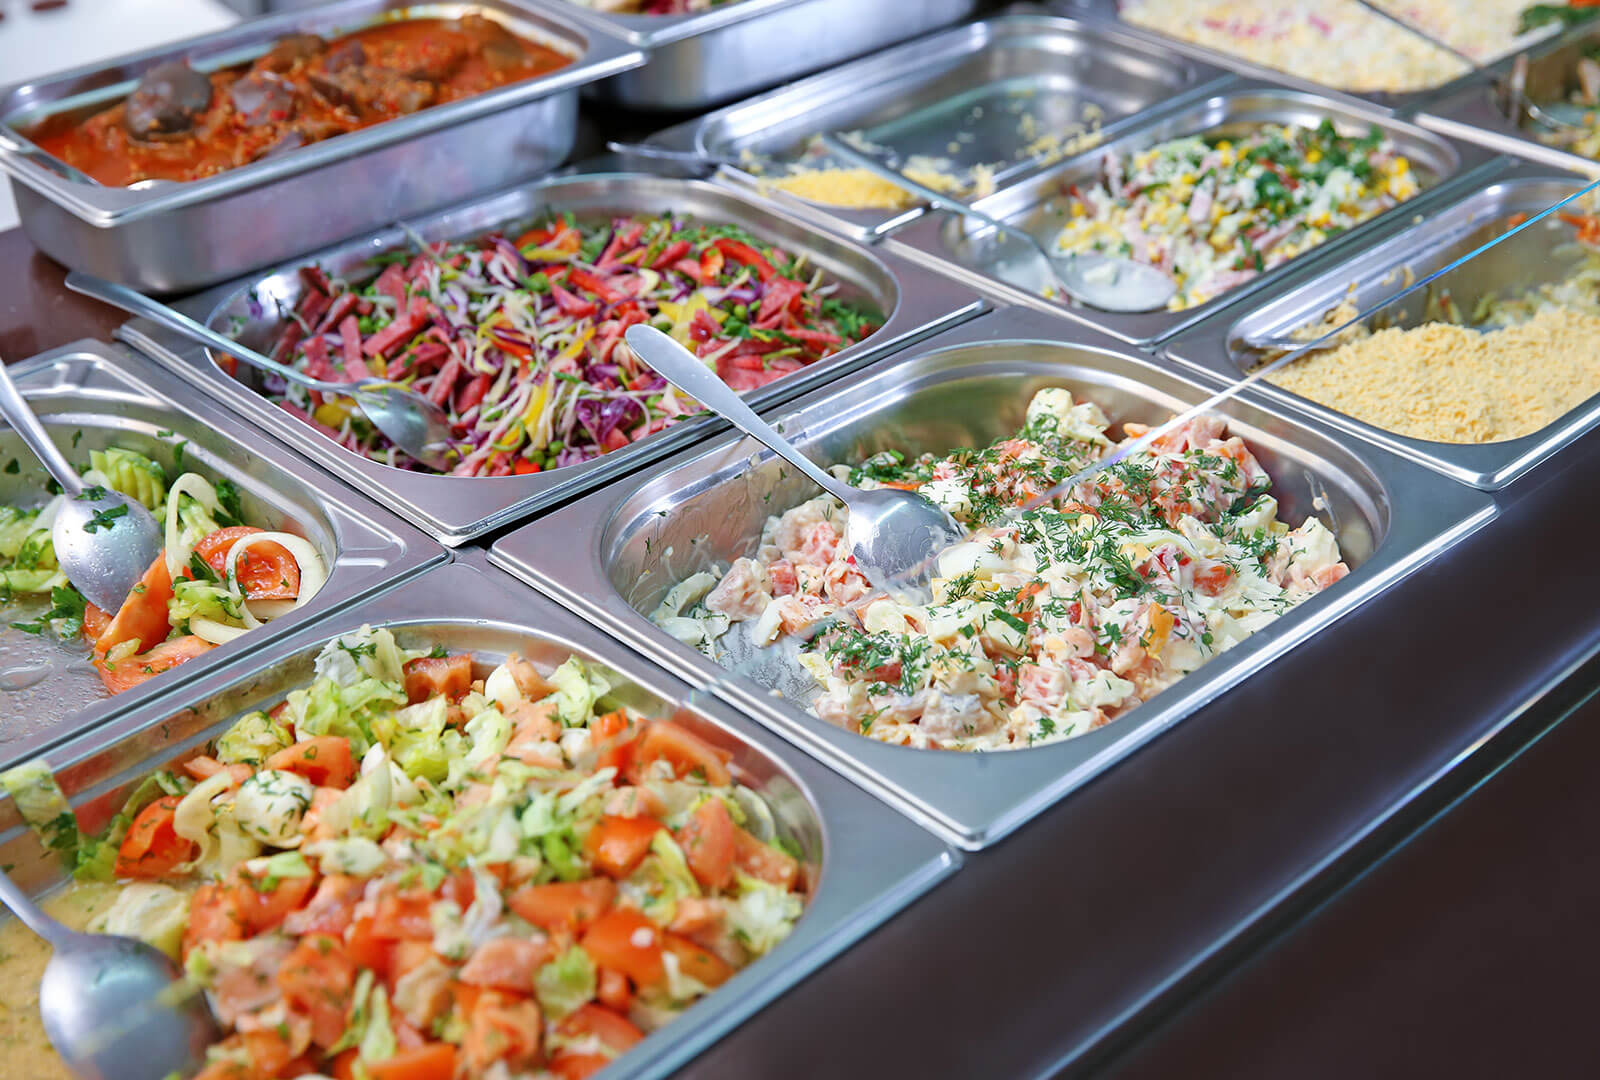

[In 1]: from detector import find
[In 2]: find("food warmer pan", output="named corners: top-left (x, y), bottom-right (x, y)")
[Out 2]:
top-left (0, 553), bottom-right (958, 1080)
top-left (0, 339), bottom-right (444, 771)
top-left (1164, 158), bottom-right (1600, 490)
top-left (880, 81), bottom-right (1496, 347)
top-left (639, 12), bottom-right (1232, 242)
top-left (526, 0), bottom-right (980, 112)
top-left (118, 171), bottom-right (985, 547)
top-left (488, 306), bottom-right (1497, 849)
top-left (0, 0), bottom-right (643, 293)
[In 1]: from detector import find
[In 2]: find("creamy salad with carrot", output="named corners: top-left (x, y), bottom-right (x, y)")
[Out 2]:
top-left (4, 627), bottom-right (806, 1079)
top-left (657, 389), bottom-right (1350, 751)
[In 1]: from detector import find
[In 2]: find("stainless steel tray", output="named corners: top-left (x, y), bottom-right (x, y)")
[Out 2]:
top-left (488, 307), bottom-right (1498, 849)
top-left (642, 12), bottom-right (1232, 242)
top-left (1050, 0), bottom-right (1539, 114)
top-left (117, 171), bottom-right (985, 547)
top-left (526, 0), bottom-right (980, 111)
top-left (0, 552), bottom-right (958, 1080)
top-left (1416, 21), bottom-right (1600, 179)
top-left (0, 0), bottom-right (643, 293)
top-left (881, 80), bottom-right (1495, 348)
top-left (0, 340), bottom-right (444, 770)
top-left (1163, 158), bottom-right (1600, 490)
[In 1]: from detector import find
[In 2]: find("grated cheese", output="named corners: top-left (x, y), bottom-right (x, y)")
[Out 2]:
top-left (1268, 306), bottom-right (1600, 444)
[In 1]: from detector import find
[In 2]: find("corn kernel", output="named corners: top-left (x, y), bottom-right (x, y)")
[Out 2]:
top-left (1306, 148), bottom-right (1322, 164)
top-left (1392, 156), bottom-right (1410, 175)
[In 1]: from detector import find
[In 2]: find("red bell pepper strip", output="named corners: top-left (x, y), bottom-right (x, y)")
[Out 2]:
top-left (568, 268), bottom-right (624, 305)
top-left (551, 283), bottom-right (598, 317)
top-left (649, 240), bottom-right (691, 270)
top-left (712, 238), bottom-right (777, 282)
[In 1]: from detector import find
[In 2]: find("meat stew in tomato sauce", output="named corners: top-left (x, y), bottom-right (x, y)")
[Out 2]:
top-left (27, 14), bottom-right (570, 186)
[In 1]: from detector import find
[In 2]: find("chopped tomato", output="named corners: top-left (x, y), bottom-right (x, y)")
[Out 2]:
top-left (265, 736), bottom-right (357, 789)
top-left (230, 866), bottom-right (316, 935)
top-left (558, 1003), bottom-right (644, 1053)
top-left (1193, 563), bottom-right (1234, 597)
top-left (596, 967), bottom-right (631, 1012)
top-left (344, 915), bottom-right (390, 979)
top-left (582, 815), bottom-right (665, 878)
top-left (81, 601), bottom-right (111, 644)
top-left (240, 1028), bottom-right (294, 1078)
top-left (512, 459), bottom-right (542, 474)
top-left (676, 797), bottom-right (736, 891)
top-left (293, 874), bottom-right (368, 938)
top-left (366, 1043), bottom-right (459, 1080)
top-left (278, 934), bottom-right (357, 1049)
top-left (507, 878), bottom-right (615, 934)
top-left (183, 882), bottom-right (244, 959)
top-left (402, 654), bottom-right (473, 704)
top-left (114, 796), bottom-right (194, 879)
top-left (698, 244), bottom-right (725, 280)
top-left (387, 940), bottom-right (437, 992)
top-left (464, 990), bottom-right (543, 1072)
top-left (579, 908), bottom-right (664, 988)
top-left (180, 756), bottom-right (251, 785)
top-left (732, 827), bottom-right (799, 890)
top-left (568, 268), bottom-right (623, 305)
top-left (459, 936), bottom-right (554, 994)
top-left (373, 889), bottom-right (438, 941)
top-left (663, 932), bottom-right (734, 987)
top-left (193, 526), bottom-right (301, 600)
top-left (96, 555), bottom-right (174, 656)
top-left (631, 719), bottom-right (732, 786)
top-left (94, 635), bottom-right (213, 694)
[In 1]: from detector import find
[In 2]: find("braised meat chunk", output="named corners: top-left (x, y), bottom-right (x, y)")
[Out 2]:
top-left (31, 16), bottom-right (569, 185)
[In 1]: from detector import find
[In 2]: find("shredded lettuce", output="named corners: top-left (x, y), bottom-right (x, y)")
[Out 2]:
top-left (1, 760), bottom-right (79, 860)
top-left (287, 675), bottom-right (406, 758)
top-left (89, 883), bottom-right (191, 959)
top-left (549, 657), bottom-right (610, 728)
top-left (390, 697), bottom-right (450, 782)
top-left (215, 711), bottom-right (293, 768)
top-left (627, 830), bottom-right (700, 927)
top-left (0, 506), bottom-right (39, 559)
top-left (726, 872), bottom-right (803, 957)
top-left (314, 625), bottom-right (413, 688)
top-left (534, 945), bottom-right (596, 1019)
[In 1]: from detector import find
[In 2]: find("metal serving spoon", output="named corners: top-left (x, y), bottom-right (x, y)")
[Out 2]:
top-left (0, 869), bottom-right (218, 1080)
top-left (818, 132), bottom-right (1178, 314)
top-left (625, 325), bottom-right (966, 598)
top-left (605, 141), bottom-right (747, 170)
top-left (0, 358), bottom-right (162, 614)
top-left (65, 272), bottom-right (456, 472)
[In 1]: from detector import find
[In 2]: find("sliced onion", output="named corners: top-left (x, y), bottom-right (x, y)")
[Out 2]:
top-left (189, 617), bottom-right (251, 646)
top-left (164, 473), bottom-right (220, 580)
top-left (224, 531), bottom-right (328, 622)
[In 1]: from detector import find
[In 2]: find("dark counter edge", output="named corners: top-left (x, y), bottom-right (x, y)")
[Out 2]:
top-left (5, 222), bottom-right (1598, 1078)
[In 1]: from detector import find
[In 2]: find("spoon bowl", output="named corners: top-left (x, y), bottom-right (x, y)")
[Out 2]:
top-left (65, 272), bottom-right (456, 472)
top-left (0, 867), bottom-right (219, 1080)
top-left (40, 932), bottom-right (219, 1080)
top-left (0, 358), bottom-right (163, 614)
top-left (623, 325), bottom-right (967, 598)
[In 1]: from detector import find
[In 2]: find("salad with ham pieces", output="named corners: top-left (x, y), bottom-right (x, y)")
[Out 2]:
top-left (1, 446), bottom-right (325, 696)
top-left (236, 212), bottom-right (880, 476)
top-left (3, 627), bottom-right (808, 1080)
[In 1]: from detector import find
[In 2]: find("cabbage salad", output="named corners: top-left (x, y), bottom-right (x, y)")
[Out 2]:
top-left (1053, 120), bottom-right (1421, 310)
top-left (1, 447), bottom-right (325, 695)
top-left (4, 627), bottom-right (806, 1080)
top-left (659, 389), bottom-right (1351, 752)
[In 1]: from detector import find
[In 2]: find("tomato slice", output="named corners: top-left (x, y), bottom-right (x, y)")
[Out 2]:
top-left (676, 797), bottom-right (736, 891)
top-left (265, 735), bottom-right (357, 789)
top-left (402, 654), bottom-right (473, 704)
top-left (94, 635), bottom-right (214, 695)
top-left (96, 556), bottom-right (175, 656)
top-left (193, 526), bottom-right (301, 600)
top-left (507, 878), bottom-right (615, 935)
top-left (582, 815), bottom-right (665, 878)
top-left (114, 796), bottom-right (194, 879)
top-left (631, 719), bottom-right (732, 787)
top-left (580, 908), bottom-right (664, 988)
